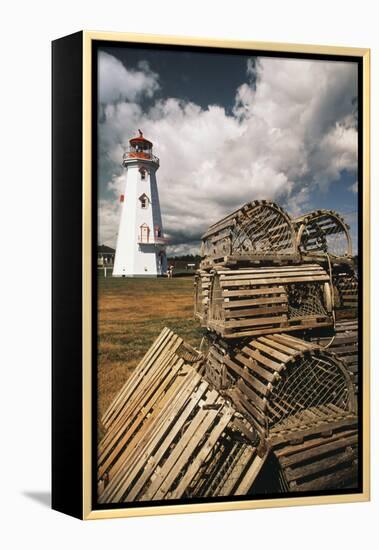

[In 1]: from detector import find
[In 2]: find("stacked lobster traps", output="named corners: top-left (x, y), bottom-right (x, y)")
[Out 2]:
top-left (196, 200), bottom-right (360, 493)
top-left (98, 199), bottom-right (359, 504)
top-left (98, 328), bottom-right (266, 502)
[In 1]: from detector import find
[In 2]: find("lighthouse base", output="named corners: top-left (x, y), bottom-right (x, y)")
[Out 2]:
top-left (112, 245), bottom-right (167, 278)
top-left (112, 273), bottom-right (160, 278)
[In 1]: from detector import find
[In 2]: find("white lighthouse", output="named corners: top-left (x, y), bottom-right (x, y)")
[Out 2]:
top-left (113, 131), bottom-right (168, 277)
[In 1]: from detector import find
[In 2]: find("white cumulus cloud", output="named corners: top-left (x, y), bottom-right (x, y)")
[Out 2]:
top-left (97, 54), bottom-right (358, 255)
top-left (98, 52), bottom-right (159, 104)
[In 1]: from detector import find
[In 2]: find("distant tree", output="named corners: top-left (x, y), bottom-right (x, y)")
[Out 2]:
top-left (167, 254), bottom-right (201, 263)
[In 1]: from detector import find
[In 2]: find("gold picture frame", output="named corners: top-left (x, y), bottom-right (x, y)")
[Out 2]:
top-left (52, 31), bottom-right (370, 520)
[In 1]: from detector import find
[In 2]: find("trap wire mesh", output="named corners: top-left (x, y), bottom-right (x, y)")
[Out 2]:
top-left (267, 354), bottom-right (353, 431)
top-left (287, 283), bottom-right (328, 319)
top-left (295, 211), bottom-right (352, 258)
top-left (232, 203), bottom-right (296, 256)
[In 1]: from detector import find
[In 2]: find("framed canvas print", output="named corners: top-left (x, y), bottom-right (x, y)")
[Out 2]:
top-left (52, 31), bottom-right (370, 520)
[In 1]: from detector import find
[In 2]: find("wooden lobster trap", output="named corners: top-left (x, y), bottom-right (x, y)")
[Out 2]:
top-left (202, 331), bottom-right (359, 493)
top-left (294, 209), bottom-right (352, 263)
top-left (200, 200), bottom-right (299, 270)
top-left (204, 335), bottom-right (235, 391)
top-left (203, 333), bottom-right (356, 441)
top-left (333, 266), bottom-right (359, 314)
top-left (99, 197), bottom-right (361, 502)
top-left (270, 420), bottom-right (359, 493)
top-left (98, 328), bottom-right (203, 492)
top-left (188, 429), bottom-right (268, 498)
top-left (98, 328), bottom-right (269, 503)
top-left (194, 270), bottom-right (212, 326)
top-left (206, 264), bottom-right (334, 339)
top-left (310, 319), bottom-right (359, 399)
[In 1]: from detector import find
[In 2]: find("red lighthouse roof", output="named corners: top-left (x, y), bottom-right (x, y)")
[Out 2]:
top-left (129, 129), bottom-right (152, 147)
top-left (123, 130), bottom-right (159, 166)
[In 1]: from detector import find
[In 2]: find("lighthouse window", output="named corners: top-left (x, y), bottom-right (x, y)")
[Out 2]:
top-left (139, 194), bottom-right (149, 209)
top-left (140, 169), bottom-right (146, 180)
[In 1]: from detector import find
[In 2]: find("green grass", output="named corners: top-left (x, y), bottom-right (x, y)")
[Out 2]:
top-left (97, 273), bottom-right (205, 421)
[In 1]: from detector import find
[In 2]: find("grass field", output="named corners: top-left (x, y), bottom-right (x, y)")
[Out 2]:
top-left (97, 272), bottom-right (205, 424)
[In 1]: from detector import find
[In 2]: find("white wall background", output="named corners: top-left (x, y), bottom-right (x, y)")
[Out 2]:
top-left (1, 1), bottom-right (377, 548)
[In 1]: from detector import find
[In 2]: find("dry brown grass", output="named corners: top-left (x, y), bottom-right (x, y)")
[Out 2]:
top-left (97, 274), bottom-right (205, 423)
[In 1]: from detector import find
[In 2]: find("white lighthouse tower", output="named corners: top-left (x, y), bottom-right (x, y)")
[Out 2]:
top-left (113, 131), bottom-right (168, 277)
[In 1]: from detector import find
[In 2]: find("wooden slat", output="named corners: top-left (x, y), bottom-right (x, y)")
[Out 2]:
top-left (234, 451), bottom-right (269, 495)
top-left (221, 275), bottom-right (329, 287)
top-left (237, 379), bottom-right (267, 412)
top-left (101, 327), bottom-right (172, 428)
top-left (124, 378), bottom-right (210, 501)
top-left (250, 339), bottom-right (290, 363)
top-left (274, 429), bottom-right (357, 459)
top-left (290, 464), bottom-right (357, 491)
top-left (220, 269), bottom-right (325, 280)
top-left (223, 287), bottom-right (287, 298)
top-left (222, 321), bottom-right (332, 339)
top-left (243, 346), bottom-right (283, 372)
top-left (279, 434), bottom-right (358, 468)
top-left (225, 315), bottom-right (287, 329)
top-left (218, 264), bottom-right (323, 276)
top-left (170, 406), bottom-right (234, 499)
top-left (269, 415), bottom-right (358, 446)
top-left (99, 335), bottom-right (186, 451)
top-left (224, 305), bottom-right (288, 319)
top-left (228, 387), bottom-right (267, 426)
top-left (142, 393), bottom-right (220, 501)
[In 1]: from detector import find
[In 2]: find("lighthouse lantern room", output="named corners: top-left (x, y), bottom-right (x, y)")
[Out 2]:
top-left (112, 131), bottom-right (168, 277)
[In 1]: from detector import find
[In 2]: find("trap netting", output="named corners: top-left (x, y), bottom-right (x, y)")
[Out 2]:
top-left (231, 202), bottom-right (297, 256)
top-left (333, 270), bottom-right (358, 310)
top-left (287, 283), bottom-right (329, 319)
top-left (205, 265), bottom-right (333, 339)
top-left (267, 353), bottom-right (354, 431)
top-left (200, 201), bottom-right (298, 261)
top-left (294, 210), bottom-right (352, 258)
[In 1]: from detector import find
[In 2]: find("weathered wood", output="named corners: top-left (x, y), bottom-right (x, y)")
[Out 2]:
top-left (206, 265), bottom-right (333, 339)
top-left (220, 275), bottom-right (329, 286)
top-left (194, 270), bottom-right (212, 325)
top-left (213, 446), bottom-right (258, 496)
top-left (274, 429), bottom-right (357, 459)
top-left (100, 196), bottom-right (360, 502)
top-left (204, 333), bottom-right (356, 443)
top-left (279, 434), bottom-right (358, 468)
top-left (271, 422), bottom-right (358, 492)
top-left (233, 451), bottom-right (270, 495)
top-left (293, 209), bottom-right (352, 260)
top-left (97, 329), bottom-right (273, 503)
top-left (201, 200), bottom-right (299, 269)
top-left (333, 268), bottom-right (359, 314)
top-left (169, 406), bottom-right (235, 499)
top-left (99, 332), bottom-right (188, 451)
top-left (223, 287), bottom-right (287, 298)
top-left (268, 415), bottom-right (358, 446)
top-left (308, 319), bottom-right (359, 398)
top-left (220, 320), bottom-right (332, 339)
top-left (101, 327), bottom-right (173, 429)
top-left (98, 330), bottom-right (203, 478)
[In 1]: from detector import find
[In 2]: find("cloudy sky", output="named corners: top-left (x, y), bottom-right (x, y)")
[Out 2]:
top-left (97, 46), bottom-right (359, 255)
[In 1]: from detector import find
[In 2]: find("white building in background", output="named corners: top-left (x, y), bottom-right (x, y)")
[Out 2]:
top-left (112, 131), bottom-right (168, 277)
